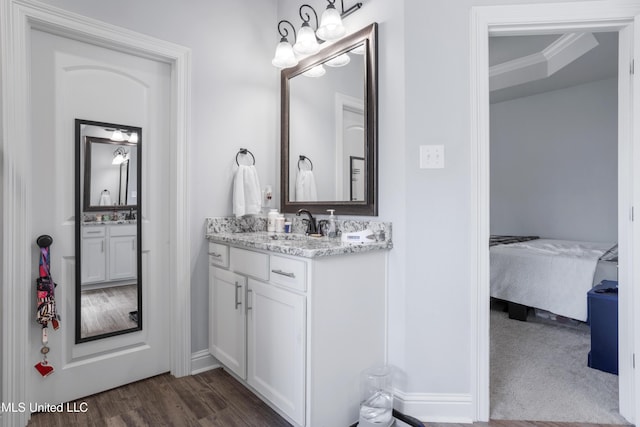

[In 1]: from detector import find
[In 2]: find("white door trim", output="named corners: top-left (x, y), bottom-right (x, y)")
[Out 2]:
top-left (470, 1), bottom-right (640, 423)
top-left (0, 1), bottom-right (192, 426)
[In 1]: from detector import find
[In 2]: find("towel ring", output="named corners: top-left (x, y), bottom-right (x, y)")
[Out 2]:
top-left (298, 155), bottom-right (313, 171)
top-left (236, 148), bottom-right (255, 166)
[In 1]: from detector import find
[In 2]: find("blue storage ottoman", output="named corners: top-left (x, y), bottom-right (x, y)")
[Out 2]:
top-left (587, 280), bottom-right (618, 375)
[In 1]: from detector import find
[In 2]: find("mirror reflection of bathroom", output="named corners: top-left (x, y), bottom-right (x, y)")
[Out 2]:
top-left (75, 119), bottom-right (142, 342)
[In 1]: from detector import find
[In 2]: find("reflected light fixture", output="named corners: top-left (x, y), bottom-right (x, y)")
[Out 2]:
top-left (272, 0), bottom-right (363, 69)
top-left (112, 147), bottom-right (129, 165)
top-left (128, 132), bottom-right (139, 143)
top-left (325, 52), bottom-right (350, 67)
top-left (303, 64), bottom-right (326, 78)
top-left (111, 129), bottom-right (125, 141)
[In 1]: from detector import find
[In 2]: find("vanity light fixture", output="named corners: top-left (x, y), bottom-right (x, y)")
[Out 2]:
top-left (127, 132), bottom-right (139, 143)
top-left (272, 0), bottom-right (363, 69)
top-left (293, 5), bottom-right (320, 56)
top-left (112, 147), bottom-right (129, 165)
top-left (272, 20), bottom-right (298, 68)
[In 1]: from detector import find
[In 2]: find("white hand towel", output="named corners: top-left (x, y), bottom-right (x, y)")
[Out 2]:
top-left (233, 165), bottom-right (262, 217)
top-left (295, 169), bottom-right (317, 202)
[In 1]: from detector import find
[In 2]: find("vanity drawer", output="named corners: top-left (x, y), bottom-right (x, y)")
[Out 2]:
top-left (230, 247), bottom-right (269, 281)
top-left (269, 255), bottom-right (307, 292)
top-left (109, 224), bottom-right (136, 237)
top-left (208, 242), bottom-right (229, 268)
top-left (82, 226), bottom-right (105, 238)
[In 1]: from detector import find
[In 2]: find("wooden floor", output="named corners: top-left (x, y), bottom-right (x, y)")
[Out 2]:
top-left (81, 284), bottom-right (138, 339)
top-left (28, 368), bottom-right (631, 427)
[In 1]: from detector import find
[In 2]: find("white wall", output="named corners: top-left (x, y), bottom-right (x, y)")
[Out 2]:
top-left (490, 78), bottom-right (618, 243)
top-left (401, 0), bottom-right (593, 409)
top-left (34, 0), bottom-right (280, 354)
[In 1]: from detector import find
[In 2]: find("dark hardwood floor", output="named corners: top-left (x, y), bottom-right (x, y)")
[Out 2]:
top-left (28, 368), bottom-right (631, 427)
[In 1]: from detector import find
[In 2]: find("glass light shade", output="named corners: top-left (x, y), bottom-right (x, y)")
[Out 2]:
top-left (294, 23), bottom-right (320, 55)
top-left (128, 132), bottom-right (138, 143)
top-left (111, 129), bottom-right (124, 141)
top-left (272, 38), bottom-right (298, 68)
top-left (351, 43), bottom-right (366, 55)
top-left (325, 53), bottom-right (351, 67)
top-left (317, 6), bottom-right (345, 41)
top-left (302, 64), bottom-right (326, 78)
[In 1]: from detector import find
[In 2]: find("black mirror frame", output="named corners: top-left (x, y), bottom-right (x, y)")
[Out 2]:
top-left (83, 136), bottom-right (138, 212)
top-left (74, 118), bottom-right (143, 343)
top-left (281, 23), bottom-right (378, 216)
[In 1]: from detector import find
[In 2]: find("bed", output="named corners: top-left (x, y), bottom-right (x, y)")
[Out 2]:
top-left (490, 236), bottom-right (618, 322)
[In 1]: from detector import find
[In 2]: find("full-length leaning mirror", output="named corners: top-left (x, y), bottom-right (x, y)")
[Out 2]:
top-left (75, 119), bottom-right (142, 343)
top-left (281, 23), bottom-right (378, 215)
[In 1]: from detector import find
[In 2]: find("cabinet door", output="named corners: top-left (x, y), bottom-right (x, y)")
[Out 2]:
top-left (247, 279), bottom-right (305, 426)
top-left (209, 266), bottom-right (247, 379)
top-left (109, 235), bottom-right (137, 281)
top-left (81, 237), bottom-right (106, 283)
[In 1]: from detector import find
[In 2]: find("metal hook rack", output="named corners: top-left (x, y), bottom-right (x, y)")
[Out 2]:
top-left (235, 148), bottom-right (256, 166)
top-left (298, 155), bottom-right (313, 171)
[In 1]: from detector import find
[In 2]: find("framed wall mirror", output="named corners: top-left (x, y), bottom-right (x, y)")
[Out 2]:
top-left (75, 119), bottom-right (142, 343)
top-left (281, 23), bottom-right (378, 216)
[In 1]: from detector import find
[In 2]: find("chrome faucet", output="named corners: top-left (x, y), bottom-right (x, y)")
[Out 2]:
top-left (296, 209), bottom-right (317, 235)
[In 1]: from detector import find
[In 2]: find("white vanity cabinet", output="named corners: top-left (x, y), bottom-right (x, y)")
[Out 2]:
top-left (108, 225), bottom-right (137, 280)
top-left (208, 241), bottom-right (387, 427)
top-left (81, 223), bottom-right (136, 284)
top-left (81, 226), bottom-right (107, 283)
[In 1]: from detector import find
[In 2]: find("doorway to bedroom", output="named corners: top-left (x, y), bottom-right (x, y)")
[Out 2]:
top-left (488, 31), bottom-right (622, 423)
top-left (470, 3), bottom-right (640, 424)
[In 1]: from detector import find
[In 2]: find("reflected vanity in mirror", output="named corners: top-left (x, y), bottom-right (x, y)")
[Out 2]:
top-left (75, 119), bottom-right (142, 343)
top-left (281, 23), bottom-right (378, 215)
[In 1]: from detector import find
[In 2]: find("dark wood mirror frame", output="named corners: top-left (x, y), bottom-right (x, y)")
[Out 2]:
top-left (281, 23), bottom-right (378, 216)
top-left (75, 118), bottom-right (143, 343)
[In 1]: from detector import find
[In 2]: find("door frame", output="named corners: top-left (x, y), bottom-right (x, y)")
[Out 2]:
top-left (1, 1), bottom-right (192, 426)
top-left (470, 1), bottom-right (640, 423)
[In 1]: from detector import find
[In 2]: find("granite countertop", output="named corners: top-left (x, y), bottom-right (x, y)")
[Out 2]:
top-left (206, 231), bottom-right (391, 258)
top-left (83, 219), bottom-right (137, 226)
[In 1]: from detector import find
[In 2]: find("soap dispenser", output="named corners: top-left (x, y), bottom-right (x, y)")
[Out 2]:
top-left (326, 209), bottom-right (337, 238)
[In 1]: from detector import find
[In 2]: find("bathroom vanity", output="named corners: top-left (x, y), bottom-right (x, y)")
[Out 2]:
top-left (81, 221), bottom-right (137, 285)
top-left (205, 217), bottom-right (391, 427)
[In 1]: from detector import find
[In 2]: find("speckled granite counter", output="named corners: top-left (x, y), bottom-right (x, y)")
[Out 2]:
top-left (82, 220), bottom-right (137, 226)
top-left (205, 216), bottom-right (392, 258)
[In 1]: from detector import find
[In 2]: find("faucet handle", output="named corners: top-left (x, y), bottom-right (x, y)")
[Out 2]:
top-left (317, 220), bottom-right (329, 236)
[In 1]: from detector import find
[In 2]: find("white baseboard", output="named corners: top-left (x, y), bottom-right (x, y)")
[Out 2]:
top-left (393, 389), bottom-right (474, 424)
top-left (190, 350), bottom-right (220, 375)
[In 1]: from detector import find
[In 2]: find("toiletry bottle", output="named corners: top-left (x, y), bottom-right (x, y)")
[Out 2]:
top-left (276, 214), bottom-right (285, 233)
top-left (327, 209), bottom-right (337, 238)
top-left (267, 209), bottom-right (278, 232)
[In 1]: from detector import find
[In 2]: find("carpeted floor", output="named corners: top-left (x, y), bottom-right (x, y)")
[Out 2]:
top-left (490, 305), bottom-right (629, 424)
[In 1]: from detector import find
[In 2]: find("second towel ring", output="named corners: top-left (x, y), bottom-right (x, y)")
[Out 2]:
top-left (236, 148), bottom-right (255, 166)
top-left (298, 155), bottom-right (313, 171)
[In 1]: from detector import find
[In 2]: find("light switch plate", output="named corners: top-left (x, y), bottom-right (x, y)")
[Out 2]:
top-left (420, 145), bottom-right (445, 169)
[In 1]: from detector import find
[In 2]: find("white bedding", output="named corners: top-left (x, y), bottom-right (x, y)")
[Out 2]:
top-left (490, 239), bottom-right (614, 321)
